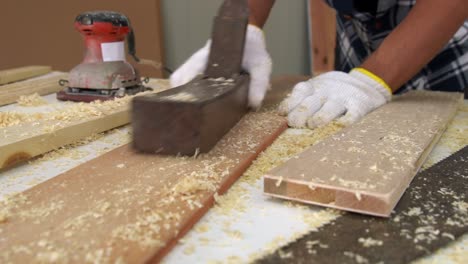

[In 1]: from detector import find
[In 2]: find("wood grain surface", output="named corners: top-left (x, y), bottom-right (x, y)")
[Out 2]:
top-left (264, 91), bottom-right (462, 217)
top-left (0, 66), bottom-right (52, 85)
top-left (0, 73), bottom-right (67, 107)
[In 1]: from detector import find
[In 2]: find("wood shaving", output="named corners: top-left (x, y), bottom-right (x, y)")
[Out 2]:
top-left (0, 112), bottom-right (28, 128)
top-left (275, 176), bottom-right (283, 187)
top-left (358, 237), bottom-right (383, 247)
top-left (343, 251), bottom-right (369, 264)
top-left (278, 249), bottom-right (293, 259)
top-left (16, 93), bottom-right (48, 106)
top-left (183, 244), bottom-right (195, 255)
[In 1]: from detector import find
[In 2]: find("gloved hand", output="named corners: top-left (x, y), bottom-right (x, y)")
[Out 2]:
top-left (278, 68), bottom-right (392, 128)
top-left (170, 25), bottom-right (272, 109)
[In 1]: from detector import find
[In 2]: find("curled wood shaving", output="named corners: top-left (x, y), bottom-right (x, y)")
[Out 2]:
top-left (16, 93), bottom-right (48, 106)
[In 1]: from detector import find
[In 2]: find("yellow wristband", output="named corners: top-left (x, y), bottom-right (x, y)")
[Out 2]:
top-left (352, 67), bottom-right (393, 94)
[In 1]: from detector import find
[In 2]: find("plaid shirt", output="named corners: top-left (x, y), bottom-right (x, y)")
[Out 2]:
top-left (325, 0), bottom-right (467, 93)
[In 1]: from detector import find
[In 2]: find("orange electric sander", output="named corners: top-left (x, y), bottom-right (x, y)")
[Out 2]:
top-left (57, 11), bottom-right (151, 102)
top-left (132, 0), bottom-right (250, 155)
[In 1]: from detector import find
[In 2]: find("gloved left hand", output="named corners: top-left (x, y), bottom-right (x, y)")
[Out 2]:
top-left (278, 68), bottom-right (393, 128)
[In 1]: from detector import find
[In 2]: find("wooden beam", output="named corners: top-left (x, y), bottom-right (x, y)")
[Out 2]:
top-left (264, 91), bottom-right (462, 217)
top-left (0, 66), bottom-right (52, 85)
top-left (0, 73), bottom-right (67, 106)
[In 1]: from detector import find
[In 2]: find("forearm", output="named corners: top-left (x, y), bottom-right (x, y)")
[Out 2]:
top-left (248, 0), bottom-right (275, 28)
top-left (361, 0), bottom-right (467, 92)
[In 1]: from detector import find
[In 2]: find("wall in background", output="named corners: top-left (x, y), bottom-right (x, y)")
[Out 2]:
top-left (161, 0), bottom-right (310, 76)
top-left (0, 0), bottom-right (165, 77)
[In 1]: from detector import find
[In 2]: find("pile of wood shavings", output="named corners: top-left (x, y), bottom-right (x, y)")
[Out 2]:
top-left (1, 81), bottom-right (169, 130)
top-left (0, 112), bottom-right (30, 128)
top-left (16, 93), bottom-right (48, 106)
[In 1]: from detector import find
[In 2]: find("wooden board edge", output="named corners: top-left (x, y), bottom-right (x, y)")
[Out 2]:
top-left (151, 119), bottom-right (288, 263)
top-left (0, 66), bottom-right (52, 85)
top-left (263, 174), bottom-right (392, 217)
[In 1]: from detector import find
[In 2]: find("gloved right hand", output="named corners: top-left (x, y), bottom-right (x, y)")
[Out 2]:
top-left (278, 69), bottom-right (393, 128)
top-left (170, 25), bottom-right (272, 109)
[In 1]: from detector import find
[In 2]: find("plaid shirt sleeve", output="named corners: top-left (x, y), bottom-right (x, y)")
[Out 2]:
top-left (325, 0), bottom-right (467, 93)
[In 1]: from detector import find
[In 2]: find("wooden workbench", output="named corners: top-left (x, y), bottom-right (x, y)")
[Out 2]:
top-left (0, 75), bottom-right (466, 263)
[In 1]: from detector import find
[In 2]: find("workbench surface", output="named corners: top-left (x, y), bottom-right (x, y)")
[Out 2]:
top-left (0, 88), bottom-right (466, 263)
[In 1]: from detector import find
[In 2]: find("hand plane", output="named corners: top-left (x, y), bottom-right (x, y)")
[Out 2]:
top-left (132, 0), bottom-right (250, 155)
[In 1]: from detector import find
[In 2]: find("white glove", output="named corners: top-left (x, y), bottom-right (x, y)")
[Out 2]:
top-left (170, 25), bottom-right (272, 109)
top-left (278, 68), bottom-right (392, 128)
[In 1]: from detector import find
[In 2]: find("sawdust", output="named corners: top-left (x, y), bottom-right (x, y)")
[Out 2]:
top-left (412, 234), bottom-right (468, 264)
top-left (423, 102), bottom-right (468, 168)
top-left (112, 210), bottom-right (164, 248)
top-left (358, 237), bottom-right (383, 247)
top-left (278, 249), bottom-right (294, 259)
top-left (343, 251), bottom-right (370, 263)
top-left (0, 79), bottom-right (169, 131)
top-left (183, 244), bottom-right (196, 255)
top-left (35, 247), bottom-right (69, 263)
top-left (3, 95), bottom-right (462, 262)
top-left (238, 122), bottom-right (344, 187)
top-left (171, 176), bottom-right (216, 197)
top-left (16, 93), bottom-right (48, 106)
top-left (85, 248), bottom-right (113, 264)
top-left (194, 121), bottom-right (344, 261)
top-left (0, 112), bottom-right (29, 128)
top-left (0, 194), bottom-right (29, 227)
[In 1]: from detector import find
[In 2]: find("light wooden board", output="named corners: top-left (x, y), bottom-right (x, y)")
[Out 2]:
top-left (0, 66), bottom-right (52, 85)
top-left (264, 91), bottom-right (462, 217)
top-left (0, 73), bottom-right (67, 106)
top-left (0, 79), bottom-right (168, 170)
top-left (308, 0), bottom-right (336, 75)
top-left (0, 112), bottom-right (287, 263)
